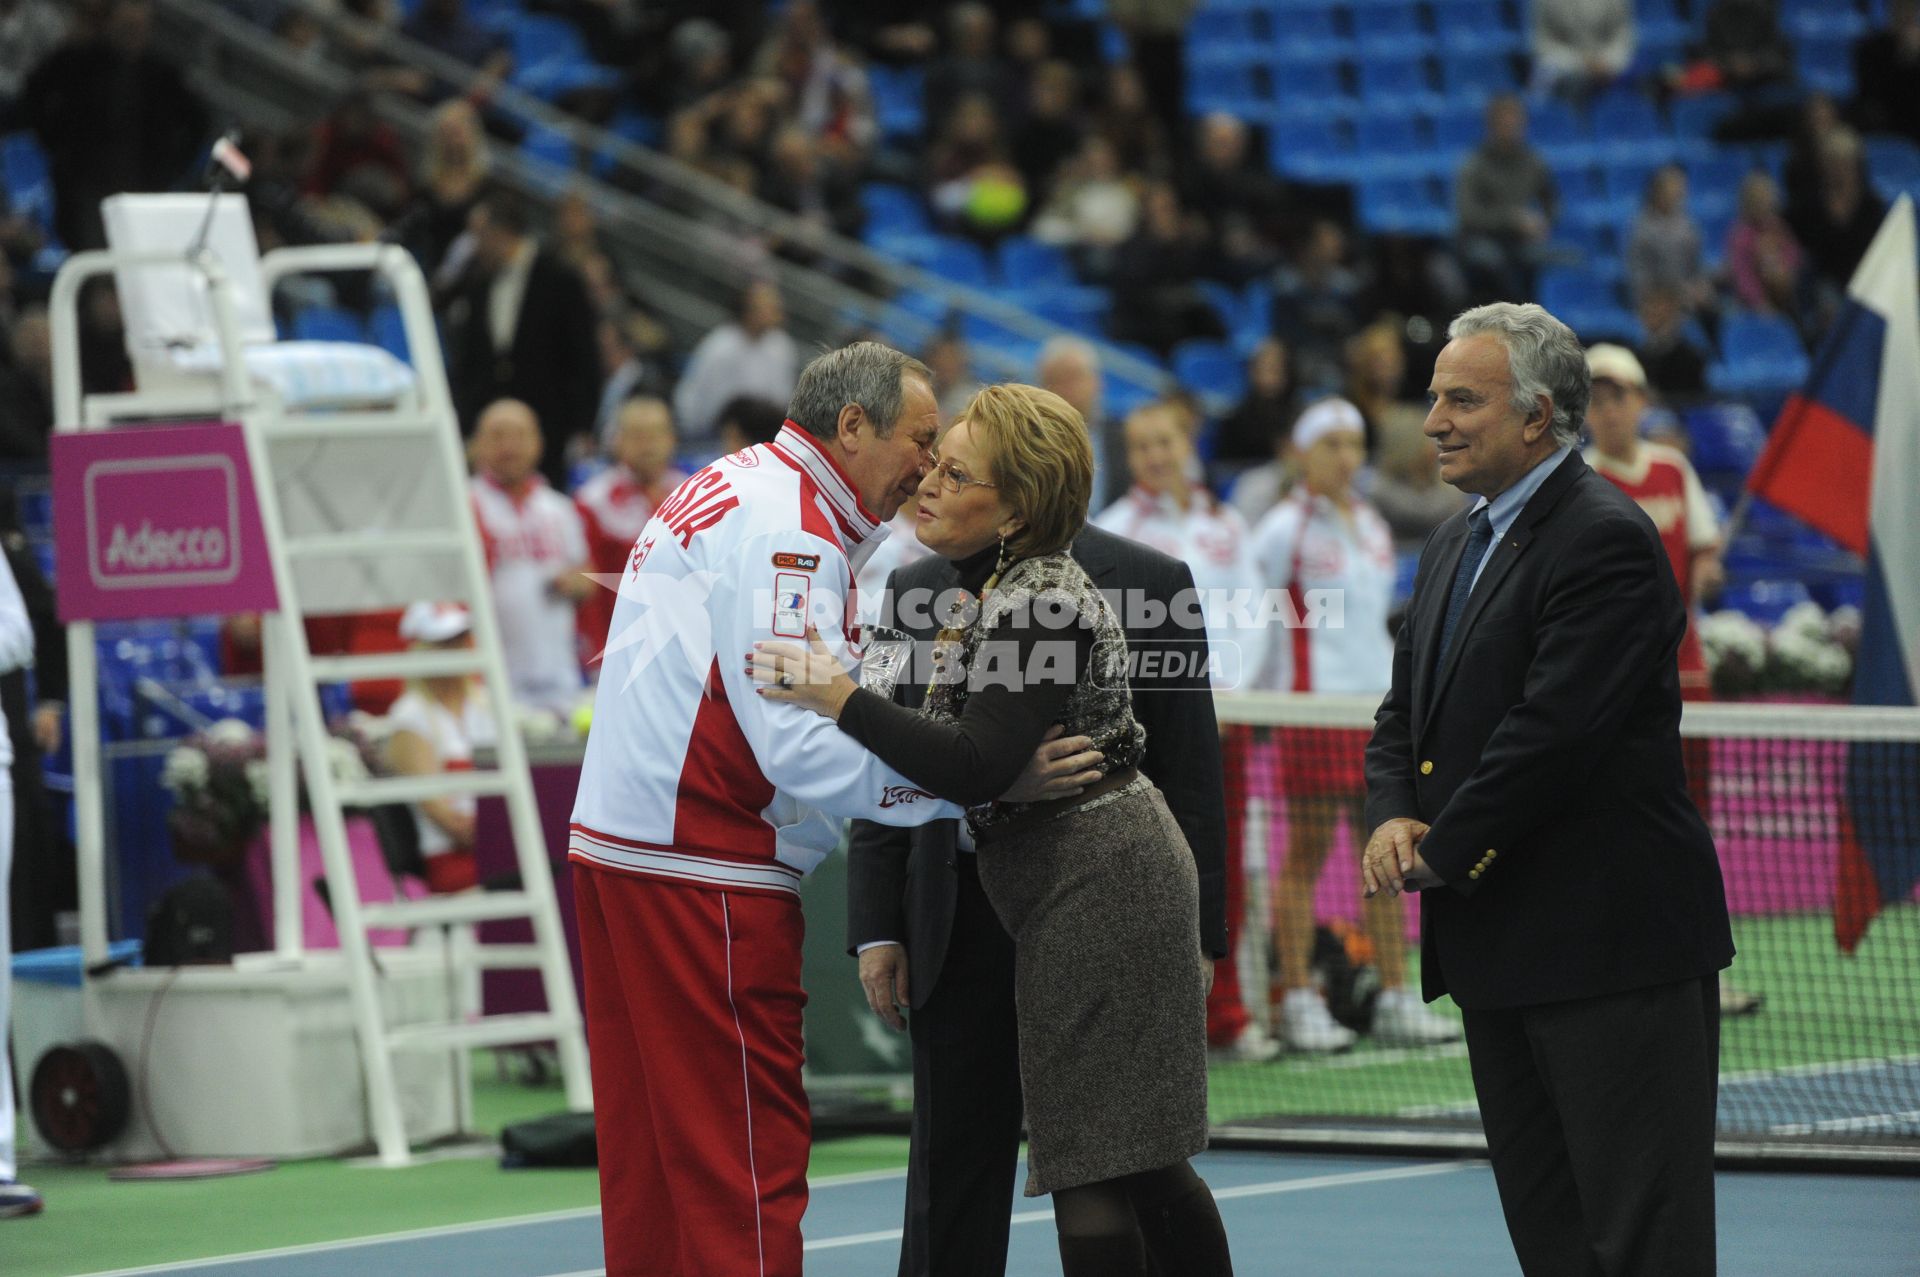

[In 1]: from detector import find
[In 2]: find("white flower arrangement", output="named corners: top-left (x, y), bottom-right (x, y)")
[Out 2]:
top-left (160, 744), bottom-right (212, 793)
top-left (1702, 600), bottom-right (1855, 697)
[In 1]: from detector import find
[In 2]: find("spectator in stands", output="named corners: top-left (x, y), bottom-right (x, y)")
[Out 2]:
top-left (713, 393), bottom-right (787, 456)
top-left (1725, 172), bottom-right (1807, 316)
top-left (592, 313), bottom-right (668, 444)
top-left (1634, 283), bottom-right (1710, 400)
top-left (302, 93), bottom-right (411, 215)
top-left (469, 400), bottom-right (594, 714)
top-left (752, 0), bottom-right (875, 166)
top-left (1627, 165), bottom-right (1713, 317)
top-left (447, 190), bottom-right (604, 488)
top-left (1699, 0), bottom-right (1794, 93)
top-left (1109, 181), bottom-right (1227, 357)
top-left (1094, 60), bottom-right (1170, 176)
top-left (1028, 134), bottom-right (1140, 280)
top-left (1011, 60), bottom-right (1086, 202)
top-left (1581, 345), bottom-right (1721, 699)
top-left (760, 124), bottom-right (865, 244)
top-left (1370, 412), bottom-right (1468, 551)
top-left (400, 0), bottom-right (510, 81)
top-left (1107, 0), bottom-right (1194, 147)
top-left (671, 278), bottom-right (800, 458)
top-left (1180, 113), bottom-right (1284, 284)
top-left (1096, 400), bottom-right (1269, 691)
top-left (1531, 0), bottom-right (1635, 101)
top-left (1249, 398), bottom-right (1460, 1052)
top-left (1094, 400), bottom-right (1277, 1066)
top-left (1211, 338), bottom-right (1299, 475)
top-left (576, 396), bottom-right (685, 657)
top-left (1343, 317), bottom-right (1408, 453)
top-left (0, 0), bottom-right (68, 104)
top-left (1853, 0), bottom-right (1920, 143)
top-left (12, 0), bottom-right (208, 251)
top-left (1454, 95), bottom-right (1558, 303)
top-left (1787, 125), bottom-right (1887, 290)
top-left (393, 99), bottom-right (491, 294)
top-left (662, 17), bottom-right (735, 117)
top-left (926, 92), bottom-right (1028, 238)
top-left (0, 305), bottom-right (50, 460)
top-left (1274, 219), bottom-right (1369, 393)
top-left (923, 3), bottom-right (1014, 131)
top-left (385, 602), bottom-right (496, 895)
top-left (1037, 335), bottom-right (1125, 509)
top-left (923, 329), bottom-right (983, 420)
top-left (1782, 93), bottom-right (1844, 215)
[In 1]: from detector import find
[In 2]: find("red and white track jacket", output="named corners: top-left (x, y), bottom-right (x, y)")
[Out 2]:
top-left (569, 424), bottom-right (962, 897)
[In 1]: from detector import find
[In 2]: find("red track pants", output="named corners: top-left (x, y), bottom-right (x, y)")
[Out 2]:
top-left (1207, 725), bottom-right (1253, 1045)
top-left (574, 863), bottom-right (810, 1277)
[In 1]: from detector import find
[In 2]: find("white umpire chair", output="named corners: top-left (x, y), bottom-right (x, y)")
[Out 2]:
top-left (46, 193), bottom-right (589, 1165)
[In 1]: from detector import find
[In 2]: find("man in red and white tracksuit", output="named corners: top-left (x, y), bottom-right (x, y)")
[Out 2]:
top-left (569, 344), bottom-right (959, 1277)
top-left (470, 399), bottom-right (595, 714)
top-left (574, 394), bottom-right (687, 659)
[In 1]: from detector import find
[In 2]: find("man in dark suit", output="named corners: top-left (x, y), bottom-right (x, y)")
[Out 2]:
top-left (1363, 302), bottom-right (1734, 1276)
top-left (847, 520), bottom-right (1230, 1277)
top-left (447, 190), bottom-right (602, 489)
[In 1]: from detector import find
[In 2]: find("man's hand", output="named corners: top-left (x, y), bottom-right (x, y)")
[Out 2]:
top-left (1001, 724), bottom-right (1103, 804)
top-left (1362, 817), bottom-right (1432, 898)
top-left (32, 703), bottom-right (61, 755)
top-left (859, 944), bottom-right (910, 1031)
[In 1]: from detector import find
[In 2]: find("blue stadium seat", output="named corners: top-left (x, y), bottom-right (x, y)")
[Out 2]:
top-left (1357, 176), bottom-right (1450, 235)
top-left (1538, 267), bottom-right (1635, 338)
top-left (1, 132), bottom-right (53, 231)
top-left (1355, 112), bottom-right (1429, 157)
top-left (1865, 137), bottom-right (1920, 191)
top-left (1796, 35), bottom-right (1856, 97)
top-left (1190, 9), bottom-right (1261, 43)
top-left (369, 304), bottom-right (410, 364)
top-left (1688, 153), bottom-right (1750, 200)
top-left (868, 65), bottom-right (926, 138)
top-left (1356, 54), bottom-right (1437, 110)
top-left (521, 123), bottom-right (575, 170)
top-left (924, 237), bottom-right (994, 288)
top-left (1591, 91), bottom-right (1670, 161)
top-left (1189, 64), bottom-right (1261, 114)
top-left (1436, 56), bottom-right (1518, 103)
top-left (1430, 101), bottom-right (1487, 153)
top-left (503, 14), bottom-right (620, 99)
top-left (1433, 1), bottom-right (1520, 53)
top-left (1786, 7), bottom-right (1870, 39)
top-left (1197, 280), bottom-right (1242, 330)
top-left (1604, 159), bottom-right (1664, 205)
top-left (1172, 339), bottom-right (1248, 401)
top-left (1722, 578), bottom-right (1813, 625)
top-left (1014, 285), bottom-right (1111, 336)
top-left (860, 184), bottom-right (931, 238)
top-left (1268, 116), bottom-right (1351, 179)
top-left (289, 306), bottom-right (368, 344)
top-left (1268, 54), bottom-right (1348, 101)
top-left (1683, 403), bottom-right (1768, 474)
top-left (1272, 6), bottom-right (1349, 57)
top-left (1527, 100), bottom-right (1592, 161)
top-left (999, 237), bottom-right (1074, 286)
top-left (1551, 165), bottom-right (1604, 204)
top-left (1709, 313), bottom-right (1811, 394)
top-left (1670, 94), bottom-right (1738, 141)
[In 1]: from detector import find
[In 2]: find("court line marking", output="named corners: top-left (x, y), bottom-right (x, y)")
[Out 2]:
top-left (67, 1167), bottom-right (907, 1277)
top-left (799, 1160), bottom-right (1478, 1255)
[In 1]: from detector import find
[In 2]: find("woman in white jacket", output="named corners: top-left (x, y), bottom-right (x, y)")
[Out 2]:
top-left (1250, 398), bottom-right (1458, 1054)
top-left (0, 551), bottom-right (37, 1218)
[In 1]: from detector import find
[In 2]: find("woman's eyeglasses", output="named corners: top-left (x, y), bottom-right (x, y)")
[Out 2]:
top-left (928, 454), bottom-right (998, 494)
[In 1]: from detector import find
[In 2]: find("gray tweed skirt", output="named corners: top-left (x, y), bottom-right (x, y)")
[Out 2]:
top-left (974, 777), bottom-right (1210, 1196)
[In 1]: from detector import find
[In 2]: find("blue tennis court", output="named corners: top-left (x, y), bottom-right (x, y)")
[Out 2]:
top-left (71, 1148), bottom-right (1920, 1277)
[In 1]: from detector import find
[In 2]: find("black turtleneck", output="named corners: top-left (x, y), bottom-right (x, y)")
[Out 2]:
top-left (838, 549), bottom-right (1095, 807)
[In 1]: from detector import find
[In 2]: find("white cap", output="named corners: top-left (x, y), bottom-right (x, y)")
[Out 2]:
top-left (1586, 343), bottom-right (1648, 390)
top-left (399, 601), bottom-right (471, 644)
top-left (1291, 397), bottom-right (1367, 452)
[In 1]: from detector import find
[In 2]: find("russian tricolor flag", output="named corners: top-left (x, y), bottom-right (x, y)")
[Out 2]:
top-left (1747, 195), bottom-right (1920, 953)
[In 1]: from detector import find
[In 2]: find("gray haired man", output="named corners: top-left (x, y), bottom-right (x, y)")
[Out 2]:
top-left (1362, 303), bottom-right (1733, 1275)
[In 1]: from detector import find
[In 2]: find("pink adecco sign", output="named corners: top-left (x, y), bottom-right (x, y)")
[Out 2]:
top-left (50, 422), bottom-right (278, 622)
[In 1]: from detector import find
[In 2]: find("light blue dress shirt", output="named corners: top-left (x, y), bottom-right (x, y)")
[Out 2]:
top-left (1465, 444), bottom-right (1575, 592)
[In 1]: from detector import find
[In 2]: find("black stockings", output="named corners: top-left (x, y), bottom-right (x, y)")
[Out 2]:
top-left (1053, 1159), bottom-right (1234, 1277)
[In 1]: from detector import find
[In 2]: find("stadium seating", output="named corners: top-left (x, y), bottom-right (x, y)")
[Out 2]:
top-left (1710, 314), bottom-right (1813, 395)
top-left (1172, 338), bottom-right (1249, 401)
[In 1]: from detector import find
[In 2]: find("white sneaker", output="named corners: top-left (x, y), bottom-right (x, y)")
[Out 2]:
top-left (1211, 1021), bottom-right (1283, 1063)
top-left (1280, 988), bottom-right (1358, 1053)
top-left (1369, 989), bottom-right (1462, 1046)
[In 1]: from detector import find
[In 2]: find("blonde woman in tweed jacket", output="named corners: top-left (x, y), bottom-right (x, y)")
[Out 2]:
top-left (751, 384), bottom-right (1233, 1276)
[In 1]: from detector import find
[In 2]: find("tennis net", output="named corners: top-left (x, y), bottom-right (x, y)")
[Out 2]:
top-left (1206, 693), bottom-right (1920, 1168)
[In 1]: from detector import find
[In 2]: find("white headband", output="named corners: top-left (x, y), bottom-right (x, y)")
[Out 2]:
top-left (1291, 397), bottom-right (1367, 452)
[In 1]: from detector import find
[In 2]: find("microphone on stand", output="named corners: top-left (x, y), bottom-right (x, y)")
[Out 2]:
top-left (185, 130), bottom-right (253, 260)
